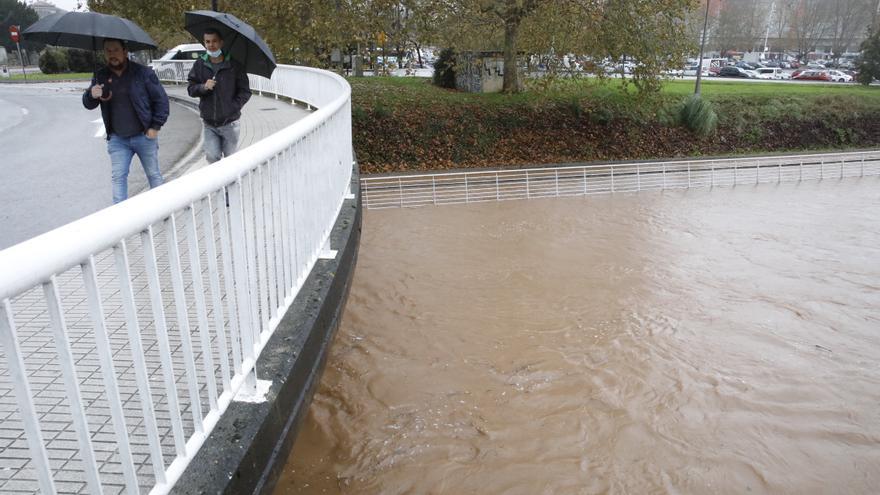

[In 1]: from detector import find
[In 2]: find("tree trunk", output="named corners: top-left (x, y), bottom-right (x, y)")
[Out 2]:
top-left (503, 17), bottom-right (521, 93)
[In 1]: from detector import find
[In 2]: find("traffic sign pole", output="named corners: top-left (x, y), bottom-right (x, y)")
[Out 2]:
top-left (9, 25), bottom-right (25, 81)
top-left (16, 42), bottom-right (26, 81)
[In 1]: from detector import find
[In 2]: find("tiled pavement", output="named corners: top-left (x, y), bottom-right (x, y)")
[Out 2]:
top-left (0, 89), bottom-right (311, 494)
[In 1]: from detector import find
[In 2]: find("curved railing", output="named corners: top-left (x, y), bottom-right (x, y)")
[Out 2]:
top-left (0, 65), bottom-right (353, 494)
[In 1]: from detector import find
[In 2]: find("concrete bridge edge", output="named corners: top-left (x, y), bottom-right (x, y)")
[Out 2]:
top-left (171, 162), bottom-right (362, 494)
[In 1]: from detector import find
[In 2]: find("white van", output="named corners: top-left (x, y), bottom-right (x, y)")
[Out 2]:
top-left (150, 44), bottom-right (205, 82)
top-left (156, 43), bottom-right (206, 61)
top-left (755, 67), bottom-right (788, 80)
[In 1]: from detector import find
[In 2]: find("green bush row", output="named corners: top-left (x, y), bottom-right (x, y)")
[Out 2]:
top-left (39, 48), bottom-right (101, 74)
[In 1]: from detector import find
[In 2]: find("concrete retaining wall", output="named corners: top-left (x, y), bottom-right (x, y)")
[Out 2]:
top-left (172, 163), bottom-right (362, 494)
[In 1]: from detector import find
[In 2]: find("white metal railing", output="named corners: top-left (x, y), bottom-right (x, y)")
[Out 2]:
top-left (360, 150), bottom-right (880, 209)
top-left (0, 65), bottom-right (353, 494)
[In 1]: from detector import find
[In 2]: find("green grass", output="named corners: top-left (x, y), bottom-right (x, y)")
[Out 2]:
top-left (350, 76), bottom-right (880, 105)
top-left (2, 72), bottom-right (92, 81)
top-left (662, 78), bottom-right (880, 100)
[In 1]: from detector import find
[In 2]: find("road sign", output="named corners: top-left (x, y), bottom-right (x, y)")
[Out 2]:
top-left (9, 25), bottom-right (20, 43)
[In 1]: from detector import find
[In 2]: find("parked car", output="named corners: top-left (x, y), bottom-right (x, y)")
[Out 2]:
top-left (826, 70), bottom-right (853, 82)
top-left (683, 64), bottom-right (710, 77)
top-left (718, 66), bottom-right (754, 78)
top-left (793, 70), bottom-right (832, 81)
top-left (156, 43), bottom-right (205, 61)
top-left (736, 61), bottom-right (761, 70)
top-left (754, 67), bottom-right (789, 80)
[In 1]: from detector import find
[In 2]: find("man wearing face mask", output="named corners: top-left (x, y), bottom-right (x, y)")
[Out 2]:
top-left (83, 38), bottom-right (169, 204)
top-left (187, 28), bottom-right (252, 164)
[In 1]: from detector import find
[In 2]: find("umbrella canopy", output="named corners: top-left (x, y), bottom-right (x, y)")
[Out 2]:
top-left (184, 10), bottom-right (276, 78)
top-left (22, 11), bottom-right (157, 52)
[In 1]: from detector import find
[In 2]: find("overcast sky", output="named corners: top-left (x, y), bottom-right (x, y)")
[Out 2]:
top-left (44, 0), bottom-right (84, 12)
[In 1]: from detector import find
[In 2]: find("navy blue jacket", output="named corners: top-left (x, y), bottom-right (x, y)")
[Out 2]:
top-left (83, 61), bottom-right (169, 138)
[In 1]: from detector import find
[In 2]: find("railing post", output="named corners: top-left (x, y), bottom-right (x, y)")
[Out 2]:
top-left (583, 168), bottom-right (587, 195)
top-left (433, 176), bottom-right (437, 204)
top-left (662, 163), bottom-right (667, 189)
top-left (861, 156), bottom-right (865, 177)
top-left (141, 227), bottom-right (188, 459)
top-left (611, 166), bottom-right (615, 193)
top-left (465, 174), bottom-right (469, 203)
top-left (555, 169), bottom-right (559, 197)
top-left (636, 163), bottom-right (641, 191)
top-left (398, 177), bottom-right (403, 207)
top-left (363, 179), bottom-right (370, 208)
top-left (820, 158), bottom-right (824, 180)
top-left (526, 170), bottom-right (531, 199)
top-left (840, 158), bottom-right (844, 179)
top-left (734, 161), bottom-right (738, 186)
top-left (687, 162), bottom-right (691, 188)
top-left (43, 277), bottom-right (103, 494)
top-left (799, 161), bottom-right (803, 181)
top-left (711, 162), bottom-right (715, 188)
top-left (0, 300), bottom-right (57, 494)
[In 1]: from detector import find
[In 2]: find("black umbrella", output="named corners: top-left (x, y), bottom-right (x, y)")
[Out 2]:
top-left (22, 11), bottom-right (157, 52)
top-left (184, 10), bottom-right (276, 78)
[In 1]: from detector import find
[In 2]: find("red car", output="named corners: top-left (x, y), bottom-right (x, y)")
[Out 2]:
top-left (793, 70), bottom-right (831, 81)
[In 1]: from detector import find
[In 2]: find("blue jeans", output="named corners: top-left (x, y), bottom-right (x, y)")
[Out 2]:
top-left (107, 133), bottom-right (163, 204)
top-left (203, 120), bottom-right (241, 163)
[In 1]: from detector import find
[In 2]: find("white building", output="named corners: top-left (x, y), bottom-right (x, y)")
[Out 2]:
top-left (29, 1), bottom-right (66, 19)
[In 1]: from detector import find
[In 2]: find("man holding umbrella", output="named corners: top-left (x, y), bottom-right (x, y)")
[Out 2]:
top-left (186, 28), bottom-right (251, 163)
top-left (184, 10), bottom-right (276, 164)
top-left (83, 39), bottom-right (169, 204)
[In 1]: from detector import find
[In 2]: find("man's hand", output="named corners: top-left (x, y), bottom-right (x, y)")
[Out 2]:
top-left (204, 79), bottom-right (216, 91)
top-left (90, 84), bottom-right (111, 101)
top-left (145, 128), bottom-right (159, 139)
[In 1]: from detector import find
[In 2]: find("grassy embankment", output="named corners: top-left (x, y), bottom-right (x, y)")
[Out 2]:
top-left (2, 72), bottom-right (92, 81)
top-left (350, 77), bottom-right (880, 174)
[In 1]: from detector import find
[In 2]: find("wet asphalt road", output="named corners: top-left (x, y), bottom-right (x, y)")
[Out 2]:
top-left (0, 82), bottom-right (201, 250)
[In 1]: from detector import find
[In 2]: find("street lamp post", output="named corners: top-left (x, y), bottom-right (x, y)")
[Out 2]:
top-left (695, 0), bottom-right (711, 96)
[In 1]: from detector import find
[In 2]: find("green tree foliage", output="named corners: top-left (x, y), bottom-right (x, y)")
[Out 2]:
top-left (857, 29), bottom-right (880, 85)
top-left (432, 47), bottom-right (455, 87)
top-left (595, 0), bottom-right (696, 94)
top-left (1, 0), bottom-right (40, 52)
top-left (427, 0), bottom-right (695, 93)
top-left (89, 0), bottom-right (360, 65)
top-left (88, 0), bottom-right (695, 95)
top-left (38, 47), bottom-right (69, 73)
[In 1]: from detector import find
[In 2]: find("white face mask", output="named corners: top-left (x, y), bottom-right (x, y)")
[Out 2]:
top-left (207, 49), bottom-right (222, 58)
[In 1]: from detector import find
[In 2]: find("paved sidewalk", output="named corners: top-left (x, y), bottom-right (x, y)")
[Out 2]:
top-left (0, 86), bottom-right (313, 494)
top-left (162, 84), bottom-right (312, 181)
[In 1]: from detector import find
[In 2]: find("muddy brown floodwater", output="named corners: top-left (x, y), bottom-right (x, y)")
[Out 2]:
top-left (274, 179), bottom-right (880, 495)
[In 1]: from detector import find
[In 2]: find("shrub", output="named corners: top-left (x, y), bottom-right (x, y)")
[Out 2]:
top-left (432, 48), bottom-right (456, 89)
top-left (39, 47), bottom-right (69, 74)
top-left (679, 94), bottom-right (717, 136)
top-left (67, 49), bottom-right (98, 73)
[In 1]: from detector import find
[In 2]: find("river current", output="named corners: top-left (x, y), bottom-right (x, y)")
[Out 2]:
top-left (275, 179), bottom-right (880, 494)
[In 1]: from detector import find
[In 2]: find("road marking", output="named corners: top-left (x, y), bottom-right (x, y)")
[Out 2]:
top-left (92, 118), bottom-right (105, 138)
top-left (21, 108), bottom-right (29, 116)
